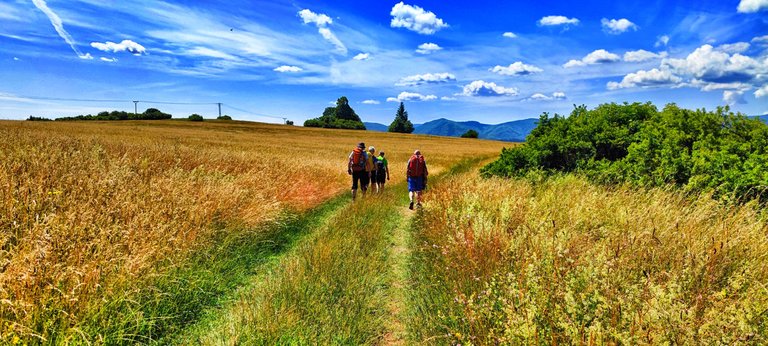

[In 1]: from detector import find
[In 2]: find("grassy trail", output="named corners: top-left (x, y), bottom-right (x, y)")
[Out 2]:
top-left (175, 158), bottom-right (488, 344)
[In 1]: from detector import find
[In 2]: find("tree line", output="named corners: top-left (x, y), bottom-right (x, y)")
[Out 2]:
top-left (482, 102), bottom-right (768, 202)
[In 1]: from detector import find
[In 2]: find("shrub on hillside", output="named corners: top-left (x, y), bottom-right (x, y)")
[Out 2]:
top-left (188, 114), bottom-right (204, 122)
top-left (482, 102), bottom-right (768, 202)
top-left (461, 129), bottom-right (479, 138)
top-left (26, 116), bottom-right (52, 121)
top-left (217, 115), bottom-right (232, 120)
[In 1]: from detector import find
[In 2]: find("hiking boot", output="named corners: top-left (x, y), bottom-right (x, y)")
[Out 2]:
top-left (409, 201), bottom-right (414, 210)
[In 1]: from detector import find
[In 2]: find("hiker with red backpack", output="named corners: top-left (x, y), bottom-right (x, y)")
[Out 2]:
top-left (406, 149), bottom-right (428, 209)
top-left (348, 142), bottom-right (369, 200)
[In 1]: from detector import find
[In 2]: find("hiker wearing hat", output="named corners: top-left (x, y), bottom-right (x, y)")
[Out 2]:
top-left (376, 150), bottom-right (390, 191)
top-left (406, 149), bottom-right (428, 209)
top-left (348, 142), bottom-right (369, 200)
top-left (367, 146), bottom-right (379, 193)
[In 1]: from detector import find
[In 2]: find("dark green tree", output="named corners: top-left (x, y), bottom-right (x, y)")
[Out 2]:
top-left (388, 102), bottom-right (414, 133)
top-left (217, 115), bottom-right (232, 120)
top-left (461, 129), bottom-right (479, 138)
top-left (188, 114), bottom-right (204, 122)
top-left (303, 96), bottom-right (366, 130)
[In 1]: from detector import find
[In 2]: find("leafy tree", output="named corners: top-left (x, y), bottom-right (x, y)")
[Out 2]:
top-left (481, 102), bottom-right (768, 203)
top-left (217, 115), bottom-right (232, 120)
top-left (388, 102), bottom-right (414, 133)
top-left (461, 129), bottom-right (479, 138)
top-left (303, 96), bottom-right (366, 130)
top-left (285, 120), bottom-right (294, 125)
top-left (188, 114), bottom-right (204, 122)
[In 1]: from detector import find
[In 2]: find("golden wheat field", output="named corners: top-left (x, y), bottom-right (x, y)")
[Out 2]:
top-left (411, 171), bottom-right (768, 344)
top-left (0, 119), bottom-right (508, 341)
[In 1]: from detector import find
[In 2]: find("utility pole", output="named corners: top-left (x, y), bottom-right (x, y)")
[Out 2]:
top-left (282, 117), bottom-right (288, 124)
top-left (217, 103), bottom-right (222, 118)
top-left (133, 101), bottom-right (139, 115)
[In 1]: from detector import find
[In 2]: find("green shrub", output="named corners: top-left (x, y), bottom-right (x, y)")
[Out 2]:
top-left (188, 114), bottom-right (204, 122)
top-left (482, 102), bottom-right (768, 202)
top-left (217, 115), bottom-right (232, 120)
top-left (461, 129), bottom-right (479, 138)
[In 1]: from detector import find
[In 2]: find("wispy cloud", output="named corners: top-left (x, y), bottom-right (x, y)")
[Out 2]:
top-left (31, 0), bottom-right (91, 59)
top-left (502, 32), bottom-right (517, 38)
top-left (623, 50), bottom-right (667, 62)
top-left (353, 53), bottom-right (370, 60)
top-left (298, 9), bottom-right (347, 55)
top-left (361, 99), bottom-right (380, 104)
top-left (655, 34), bottom-right (670, 47)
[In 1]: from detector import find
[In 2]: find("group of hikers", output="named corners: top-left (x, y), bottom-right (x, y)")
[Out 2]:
top-left (347, 142), bottom-right (428, 210)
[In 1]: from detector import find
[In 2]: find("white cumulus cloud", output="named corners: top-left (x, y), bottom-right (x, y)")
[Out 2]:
top-left (564, 49), bottom-right (621, 68)
top-left (298, 9), bottom-right (347, 54)
top-left (396, 72), bottom-right (456, 86)
top-left (502, 32), bottom-right (517, 38)
top-left (737, 0), bottom-right (768, 13)
top-left (607, 68), bottom-right (682, 89)
top-left (31, 0), bottom-right (90, 59)
top-left (386, 91), bottom-right (438, 102)
top-left (361, 99), bottom-right (380, 104)
top-left (538, 15), bottom-right (579, 26)
top-left (274, 65), bottom-right (303, 72)
top-left (624, 50), bottom-right (668, 62)
top-left (91, 39), bottom-right (146, 55)
top-left (663, 44), bottom-right (767, 86)
top-left (601, 18), bottom-right (638, 34)
top-left (490, 62), bottom-right (543, 76)
top-left (755, 85), bottom-right (768, 98)
top-left (416, 42), bottom-right (442, 54)
top-left (460, 80), bottom-right (518, 97)
top-left (390, 2), bottom-right (448, 35)
top-left (353, 53), bottom-right (370, 60)
top-left (100, 57), bottom-right (117, 62)
top-left (723, 90), bottom-right (746, 105)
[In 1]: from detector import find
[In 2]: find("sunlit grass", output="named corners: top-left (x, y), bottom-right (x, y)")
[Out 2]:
top-left (0, 119), bottom-right (507, 342)
top-left (410, 171), bottom-right (768, 344)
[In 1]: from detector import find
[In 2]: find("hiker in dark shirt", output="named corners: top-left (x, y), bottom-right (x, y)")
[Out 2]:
top-left (348, 142), bottom-right (368, 200)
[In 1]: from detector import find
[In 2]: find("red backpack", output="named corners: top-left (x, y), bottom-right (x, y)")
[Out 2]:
top-left (408, 155), bottom-right (425, 177)
top-left (350, 148), bottom-right (366, 171)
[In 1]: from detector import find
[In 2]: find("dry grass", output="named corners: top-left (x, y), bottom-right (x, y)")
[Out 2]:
top-left (410, 171), bottom-right (768, 344)
top-left (0, 119), bottom-right (507, 342)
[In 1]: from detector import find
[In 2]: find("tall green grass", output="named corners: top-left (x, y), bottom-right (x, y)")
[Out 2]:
top-left (180, 189), bottom-right (406, 344)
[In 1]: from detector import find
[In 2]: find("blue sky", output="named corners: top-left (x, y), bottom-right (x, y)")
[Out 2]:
top-left (0, 0), bottom-right (767, 124)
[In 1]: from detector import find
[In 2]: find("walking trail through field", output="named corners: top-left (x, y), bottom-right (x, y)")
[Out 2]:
top-left (174, 159), bottom-right (484, 344)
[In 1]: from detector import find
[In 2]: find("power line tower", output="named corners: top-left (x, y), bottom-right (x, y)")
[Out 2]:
top-left (133, 100), bottom-right (139, 115)
top-left (217, 103), bottom-right (222, 118)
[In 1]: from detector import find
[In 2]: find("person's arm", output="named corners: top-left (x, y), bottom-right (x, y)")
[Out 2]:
top-left (386, 162), bottom-right (390, 180)
top-left (406, 159), bottom-right (411, 177)
top-left (347, 152), bottom-right (353, 174)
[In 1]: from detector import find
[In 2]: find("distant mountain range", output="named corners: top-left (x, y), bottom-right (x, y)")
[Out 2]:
top-left (364, 118), bottom-right (538, 142)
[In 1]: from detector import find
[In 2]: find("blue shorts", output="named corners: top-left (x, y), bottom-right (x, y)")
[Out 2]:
top-left (407, 176), bottom-right (425, 192)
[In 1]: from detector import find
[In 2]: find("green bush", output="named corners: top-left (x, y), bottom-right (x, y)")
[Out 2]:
top-left (26, 116), bottom-right (52, 121)
top-left (304, 96), bottom-right (366, 130)
top-left (482, 102), bottom-right (768, 202)
top-left (461, 129), bottom-right (479, 138)
top-left (188, 114), bottom-right (204, 122)
top-left (217, 115), bottom-right (232, 120)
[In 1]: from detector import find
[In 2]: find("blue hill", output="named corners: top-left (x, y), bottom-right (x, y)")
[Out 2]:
top-left (365, 118), bottom-right (536, 142)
